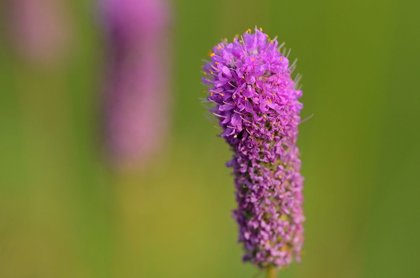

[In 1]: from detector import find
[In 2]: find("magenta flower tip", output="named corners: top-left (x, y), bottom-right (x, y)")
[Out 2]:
top-left (202, 27), bottom-right (304, 268)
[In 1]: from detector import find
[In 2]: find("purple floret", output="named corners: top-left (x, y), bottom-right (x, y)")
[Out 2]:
top-left (202, 28), bottom-right (305, 268)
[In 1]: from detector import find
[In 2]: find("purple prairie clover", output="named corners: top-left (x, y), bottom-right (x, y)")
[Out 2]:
top-left (100, 0), bottom-right (170, 167)
top-left (5, 0), bottom-right (72, 65)
top-left (202, 28), bottom-right (305, 269)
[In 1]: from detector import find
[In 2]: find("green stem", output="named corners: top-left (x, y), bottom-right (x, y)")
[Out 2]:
top-left (266, 266), bottom-right (278, 278)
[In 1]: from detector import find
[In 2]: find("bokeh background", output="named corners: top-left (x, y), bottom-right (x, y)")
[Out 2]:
top-left (1, 0), bottom-right (420, 277)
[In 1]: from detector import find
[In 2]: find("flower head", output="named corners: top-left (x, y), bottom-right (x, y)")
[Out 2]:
top-left (6, 0), bottom-right (72, 65)
top-left (101, 0), bottom-right (170, 167)
top-left (202, 27), bottom-right (304, 269)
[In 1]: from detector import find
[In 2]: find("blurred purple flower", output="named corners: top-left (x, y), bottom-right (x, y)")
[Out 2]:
top-left (6, 0), bottom-right (72, 65)
top-left (100, 0), bottom-right (170, 167)
top-left (202, 28), bottom-right (305, 269)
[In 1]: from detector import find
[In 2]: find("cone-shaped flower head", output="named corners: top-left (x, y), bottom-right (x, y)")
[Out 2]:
top-left (202, 28), bottom-right (305, 269)
top-left (5, 0), bottom-right (72, 65)
top-left (101, 0), bottom-right (170, 167)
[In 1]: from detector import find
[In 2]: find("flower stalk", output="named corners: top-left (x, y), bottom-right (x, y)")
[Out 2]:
top-left (266, 265), bottom-right (278, 278)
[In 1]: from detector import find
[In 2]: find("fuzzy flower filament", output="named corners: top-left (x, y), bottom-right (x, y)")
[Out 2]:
top-left (202, 28), bottom-right (305, 269)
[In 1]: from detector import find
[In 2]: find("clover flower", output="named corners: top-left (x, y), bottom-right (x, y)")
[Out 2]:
top-left (6, 0), bottom-right (72, 65)
top-left (202, 28), bottom-right (305, 270)
top-left (101, 0), bottom-right (170, 167)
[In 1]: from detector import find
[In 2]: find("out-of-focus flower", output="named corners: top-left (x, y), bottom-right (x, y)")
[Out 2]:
top-left (5, 0), bottom-right (72, 65)
top-left (202, 28), bottom-right (304, 270)
top-left (100, 0), bottom-right (170, 168)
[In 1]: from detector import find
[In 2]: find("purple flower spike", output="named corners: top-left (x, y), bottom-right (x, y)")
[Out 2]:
top-left (101, 0), bottom-right (170, 167)
top-left (6, 0), bottom-right (72, 65)
top-left (202, 28), bottom-right (305, 269)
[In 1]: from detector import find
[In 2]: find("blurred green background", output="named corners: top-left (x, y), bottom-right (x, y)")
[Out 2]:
top-left (1, 0), bottom-right (420, 277)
